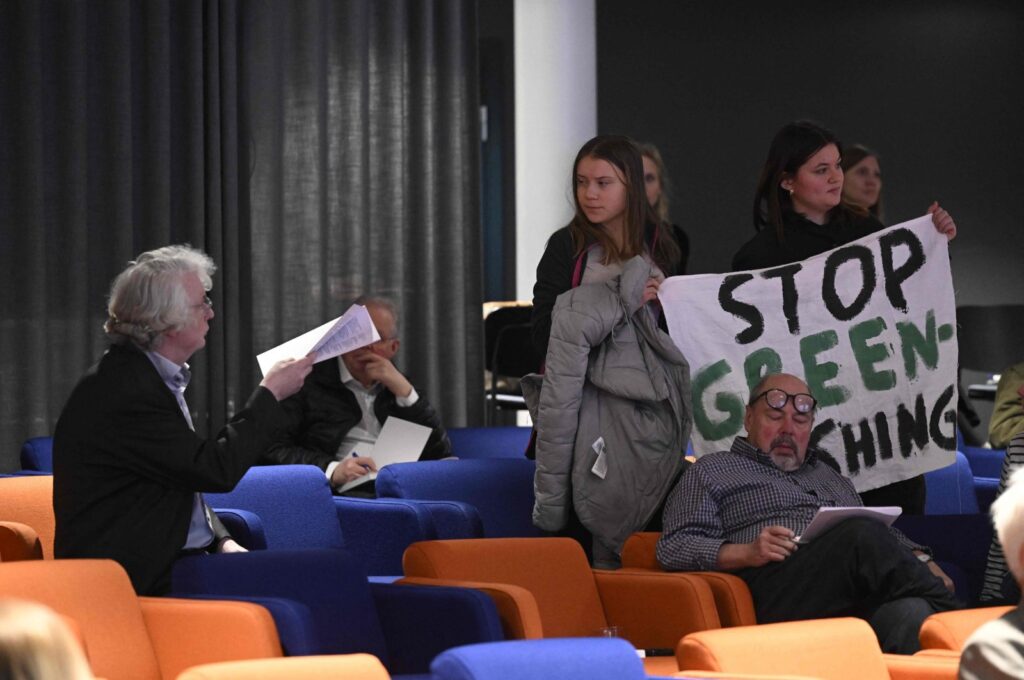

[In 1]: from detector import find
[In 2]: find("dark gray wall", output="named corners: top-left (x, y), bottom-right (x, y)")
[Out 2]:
top-left (596, 0), bottom-right (1023, 306)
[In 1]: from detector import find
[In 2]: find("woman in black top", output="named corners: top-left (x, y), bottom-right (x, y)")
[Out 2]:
top-left (732, 120), bottom-right (957, 514)
top-left (531, 135), bottom-right (686, 358)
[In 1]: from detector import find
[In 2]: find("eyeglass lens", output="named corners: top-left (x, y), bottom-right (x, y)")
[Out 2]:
top-left (764, 389), bottom-right (816, 413)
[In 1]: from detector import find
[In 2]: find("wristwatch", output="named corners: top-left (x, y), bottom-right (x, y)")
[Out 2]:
top-left (916, 553), bottom-right (932, 563)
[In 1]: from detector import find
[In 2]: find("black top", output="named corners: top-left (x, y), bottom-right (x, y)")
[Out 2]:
top-left (531, 222), bottom-right (689, 358)
top-left (731, 209), bottom-right (885, 271)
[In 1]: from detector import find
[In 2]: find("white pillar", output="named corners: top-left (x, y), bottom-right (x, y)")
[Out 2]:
top-left (514, 0), bottom-right (597, 300)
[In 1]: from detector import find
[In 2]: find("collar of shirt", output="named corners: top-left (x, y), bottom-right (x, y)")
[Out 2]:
top-left (145, 350), bottom-right (191, 392)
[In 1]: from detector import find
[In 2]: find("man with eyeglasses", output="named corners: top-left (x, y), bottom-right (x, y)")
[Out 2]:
top-left (262, 295), bottom-right (451, 494)
top-left (53, 245), bottom-right (314, 595)
top-left (656, 372), bottom-right (960, 653)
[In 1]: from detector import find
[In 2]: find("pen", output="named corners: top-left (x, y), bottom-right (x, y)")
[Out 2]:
top-left (351, 451), bottom-right (373, 472)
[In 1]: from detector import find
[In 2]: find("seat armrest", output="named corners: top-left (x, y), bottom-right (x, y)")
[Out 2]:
top-left (333, 496), bottom-right (436, 575)
top-left (213, 508), bottom-right (268, 551)
top-left (398, 576), bottom-right (543, 639)
top-left (883, 652), bottom-right (959, 680)
top-left (138, 596), bottom-right (281, 680)
top-left (175, 593), bottom-right (319, 656)
top-left (688, 571), bottom-right (757, 627)
top-left (593, 570), bottom-right (720, 649)
top-left (0, 521), bottom-right (43, 561)
top-left (919, 606), bottom-right (1015, 651)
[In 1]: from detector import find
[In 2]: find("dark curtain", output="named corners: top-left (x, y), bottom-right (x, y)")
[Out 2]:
top-left (0, 0), bottom-right (483, 472)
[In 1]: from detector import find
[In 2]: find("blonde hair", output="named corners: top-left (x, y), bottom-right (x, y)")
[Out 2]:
top-left (0, 599), bottom-right (94, 680)
top-left (104, 244), bottom-right (215, 350)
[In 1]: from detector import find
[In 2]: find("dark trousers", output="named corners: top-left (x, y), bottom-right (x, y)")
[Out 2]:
top-left (737, 517), bottom-right (961, 653)
top-left (859, 474), bottom-right (927, 515)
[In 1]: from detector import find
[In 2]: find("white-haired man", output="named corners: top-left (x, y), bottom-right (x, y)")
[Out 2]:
top-left (54, 245), bottom-right (312, 595)
top-left (961, 432), bottom-right (1024, 679)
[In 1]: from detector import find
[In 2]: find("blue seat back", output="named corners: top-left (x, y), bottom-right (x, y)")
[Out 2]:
top-left (206, 465), bottom-right (345, 550)
top-left (962, 445), bottom-right (1006, 480)
top-left (924, 451), bottom-right (979, 514)
top-left (447, 427), bottom-right (531, 459)
top-left (173, 549), bottom-right (388, 661)
top-left (376, 459), bottom-right (542, 538)
top-left (430, 638), bottom-right (647, 680)
top-left (20, 436), bottom-right (53, 472)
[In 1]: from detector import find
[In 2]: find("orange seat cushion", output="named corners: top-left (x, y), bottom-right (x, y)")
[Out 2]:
top-left (919, 606), bottom-right (1015, 651)
top-left (0, 520), bottom-right (43, 561)
top-left (176, 654), bottom-right (389, 680)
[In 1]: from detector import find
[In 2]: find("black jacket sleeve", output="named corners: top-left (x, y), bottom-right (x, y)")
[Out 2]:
top-left (531, 227), bottom-right (576, 359)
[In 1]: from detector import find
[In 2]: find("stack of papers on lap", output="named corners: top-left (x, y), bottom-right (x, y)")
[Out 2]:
top-left (338, 417), bottom-right (433, 493)
top-left (256, 304), bottom-right (379, 376)
top-left (795, 506), bottom-right (901, 544)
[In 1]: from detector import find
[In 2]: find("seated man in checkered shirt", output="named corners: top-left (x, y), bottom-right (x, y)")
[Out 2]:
top-left (656, 372), bottom-right (960, 653)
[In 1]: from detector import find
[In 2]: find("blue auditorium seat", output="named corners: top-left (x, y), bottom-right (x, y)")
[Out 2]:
top-left (430, 638), bottom-right (661, 680)
top-left (376, 459), bottom-right (543, 538)
top-left (446, 426), bottom-right (531, 459)
top-left (20, 436), bottom-right (53, 472)
top-left (923, 451), bottom-right (979, 514)
top-left (173, 548), bottom-right (504, 677)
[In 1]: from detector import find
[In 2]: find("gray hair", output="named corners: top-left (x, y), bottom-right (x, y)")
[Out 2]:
top-left (104, 245), bottom-right (215, 350)
top-left (353, 295), bottom-right (400, 337)
top-left (992, 455), bottom-right (1024, 584)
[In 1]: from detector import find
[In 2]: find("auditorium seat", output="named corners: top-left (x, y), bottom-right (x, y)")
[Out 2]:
top-left (446, 426), bottom-right (532, 459)
top-left (918, 605), bottom-right (1015, 652)
top-left (0, 559), bottom-right (283, 680)
top-left (0, 474), bottom-right (55, 557)
top-left (401, 537), bottom-right (720, 676)
top-left (377, 459), bottom-right (543, 538)
top-left (20, 435), bottom-right (53, 472)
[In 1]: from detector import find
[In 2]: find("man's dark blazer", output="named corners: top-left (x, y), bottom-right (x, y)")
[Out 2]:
top-left (262, 358), bottom-right (451, 471)
top-left (53, 342), bottom-right (286, 595)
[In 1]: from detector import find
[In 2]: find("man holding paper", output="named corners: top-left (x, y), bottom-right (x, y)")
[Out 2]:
top-left (657, 372), bottom-right (959, 653)
top-left (53, 245), bottom-right (313, 595)
top-left (263, 296), bottom-right (451, 492)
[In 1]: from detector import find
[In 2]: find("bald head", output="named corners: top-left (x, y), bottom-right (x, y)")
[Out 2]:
top-left (744, 373), bottom-right (816, 472)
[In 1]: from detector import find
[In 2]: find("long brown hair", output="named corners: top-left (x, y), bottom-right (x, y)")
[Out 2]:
top-left (569, 135), bottom-right (680, 269)
top-left (753, 121), bottom-right (846, 242)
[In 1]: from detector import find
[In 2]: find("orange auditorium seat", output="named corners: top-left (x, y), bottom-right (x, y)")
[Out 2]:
top-left (0, 559), bottom-right (282, 680)
top-left (621, 531), bottom-right (756, 627)
top-left (402, 537), bottom-right (721, 676)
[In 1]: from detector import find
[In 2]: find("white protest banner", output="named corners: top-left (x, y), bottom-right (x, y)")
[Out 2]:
top-left (659, 216), bottom-right (958, 491)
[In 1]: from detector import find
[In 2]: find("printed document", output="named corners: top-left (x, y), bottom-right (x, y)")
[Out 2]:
top-left (796, 506), bottom-right (901, 544)
top-left (256, 304), bottom-right (379, 376)
top-left (338, 417), bottom-right (432, 493)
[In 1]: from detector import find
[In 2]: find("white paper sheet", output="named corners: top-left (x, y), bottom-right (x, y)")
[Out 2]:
top-left (796, 506), bottom-right (901, 544)
top-left (256, 304), bottom-right (380, 376)
top-left (337, 417), bottom-right (432, 493)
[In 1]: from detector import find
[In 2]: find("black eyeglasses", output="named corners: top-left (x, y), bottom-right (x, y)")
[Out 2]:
top-left (749, 388), bottom-right (817, 414)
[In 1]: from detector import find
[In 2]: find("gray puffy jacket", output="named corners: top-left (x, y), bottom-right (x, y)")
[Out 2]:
top-left (522, 256), bottom-right (692, 557)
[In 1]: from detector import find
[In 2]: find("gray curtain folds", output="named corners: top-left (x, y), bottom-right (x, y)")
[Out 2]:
top-left (0, 0), bottom-right (483, 471)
